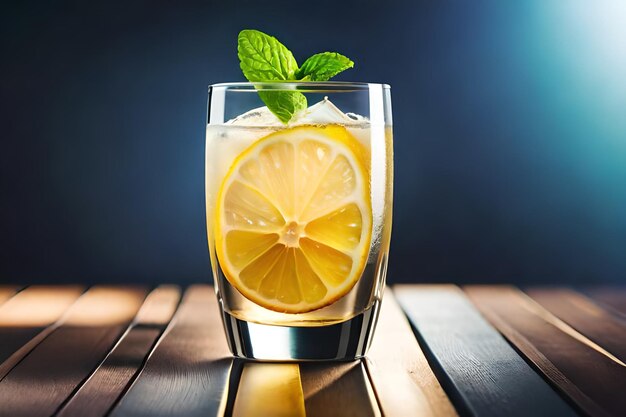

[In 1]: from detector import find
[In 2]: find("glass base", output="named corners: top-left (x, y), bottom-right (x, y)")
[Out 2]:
top-left (219, 300), bottom-right (381, 361)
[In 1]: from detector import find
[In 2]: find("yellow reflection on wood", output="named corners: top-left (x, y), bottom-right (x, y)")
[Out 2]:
top-left (0, 286), bottom-right (83, 327)
top-left (233, 363), bottom-right (306, 417)
top-left (301, 361), bottom-right (381, 417)
top-left (64, 287), bottom-right (147, 326)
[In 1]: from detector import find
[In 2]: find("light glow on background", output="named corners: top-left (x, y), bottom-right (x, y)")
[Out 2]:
top-left (1, 1), bottom-right (625, 285)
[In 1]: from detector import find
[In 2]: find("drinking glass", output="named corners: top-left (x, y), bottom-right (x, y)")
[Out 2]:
top-left (206, 82), bottom-right (393, 360)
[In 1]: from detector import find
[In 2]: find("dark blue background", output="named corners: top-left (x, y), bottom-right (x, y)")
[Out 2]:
top-left (2, 1), bottom-right (625, 285)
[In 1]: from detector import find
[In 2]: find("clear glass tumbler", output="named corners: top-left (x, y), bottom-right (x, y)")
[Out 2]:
top-left (206, 82), bottom-right (393, 360)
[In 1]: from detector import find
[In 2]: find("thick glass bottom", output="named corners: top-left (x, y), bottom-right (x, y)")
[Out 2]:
top-left (219, 300), bottom-right (381, 361)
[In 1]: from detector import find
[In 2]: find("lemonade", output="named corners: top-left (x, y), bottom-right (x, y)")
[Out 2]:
top-left (207, 29), bottom-right (392, 361)
top-left (206, 99), bottom-right (393, 331)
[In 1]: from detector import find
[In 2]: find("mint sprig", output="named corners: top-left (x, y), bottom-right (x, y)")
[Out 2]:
top-left (237, 29), bottom-right (354, 123)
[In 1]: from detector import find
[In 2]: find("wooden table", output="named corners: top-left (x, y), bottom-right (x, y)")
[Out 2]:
top-left (0, 284), bottom-right (624, 417)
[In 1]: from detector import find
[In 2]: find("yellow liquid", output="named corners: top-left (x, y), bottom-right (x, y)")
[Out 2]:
top-left (206, 122), bottom-right (393, 327)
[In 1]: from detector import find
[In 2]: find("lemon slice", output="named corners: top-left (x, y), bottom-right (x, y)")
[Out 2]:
top-left (215, 125), bottom-right (372, 313)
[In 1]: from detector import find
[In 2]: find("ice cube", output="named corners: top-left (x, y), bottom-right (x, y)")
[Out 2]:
top-left (227, 97), bottom-right (368, 126)
top-left (226, 105), bottom-right (284, 126)
top-left (294, 97), bottom-right (365, 125)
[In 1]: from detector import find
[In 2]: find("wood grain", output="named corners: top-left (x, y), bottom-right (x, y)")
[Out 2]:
top-left (300, 361), bottom-right (380, 417)
top-left (526, 287), bottom-right (626, 362)
top-left (0, 285), bottom-right (84, 379)
top-left (0, 285), bottom-right (20, 306)
top-left (466, 285), bottom-right (626, 417)
top-left (367, 290), bottom-right (458, 417)
top-left (56, 285), bottom-right (181, 417)
top-left (0, 286), bottom-right (147, 417)
top-left (110, 285), bottom-right (232, 417)
top-left (582, 287), bottom-right (626, 317)
top-left (395, 284), bottom-right (576, 417)
top-left (233, 363), bottom-right (306, 417)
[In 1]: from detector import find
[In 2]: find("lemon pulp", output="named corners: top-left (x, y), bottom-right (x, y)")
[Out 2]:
top-left (215, 125), bottom-right (372, 313)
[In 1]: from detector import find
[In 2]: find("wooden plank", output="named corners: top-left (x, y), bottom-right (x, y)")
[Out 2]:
top-left (395, 284), bottom-right (576, 417)
top-left (56, 285), bottom-right (181, 417)
top-left (233, 363), bottom-right (306, 417)
top-left (0, 286), bottom-right (148, 417)
top-left (0, 285), bottom-right (84, 379)
top-left (466, 285), bottom-right (626, 417)
top-left (366, 290), bottom-right (458, 417)
top-left (582, 287), bottom-right (626, 317)
top-left (526, 287), bottom-right (626, 362)
top-left (0, 285), bottom-right (20, 306)
top-left (300, 361), bottom-right (380, 417)
top-left (110, 285), bottom-right (232, 417)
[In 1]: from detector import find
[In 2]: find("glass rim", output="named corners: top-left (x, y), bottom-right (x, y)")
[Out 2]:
top-left (209, 81), bottom-right (391, 93)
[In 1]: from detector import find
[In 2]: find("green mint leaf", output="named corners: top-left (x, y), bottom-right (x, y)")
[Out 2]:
top-left (295, 52), bottom-right (354, 81)
top-left (238, 29), bottom-right (304, 123)
top-left (258, 90), bottom-right (307, 124)
top-left (238, 29), bottom-right (298, 81)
